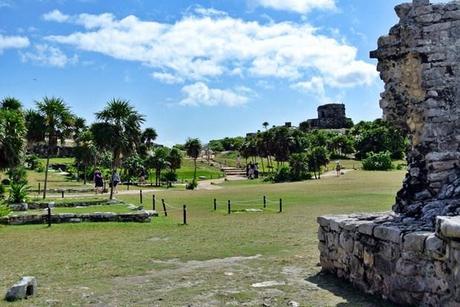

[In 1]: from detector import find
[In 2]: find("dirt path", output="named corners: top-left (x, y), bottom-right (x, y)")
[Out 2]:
top-left (197, 175), bottom-right (247, 190)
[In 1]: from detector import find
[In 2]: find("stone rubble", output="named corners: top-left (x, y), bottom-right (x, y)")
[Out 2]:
top-left (4, 276), bottom-right (37, 302)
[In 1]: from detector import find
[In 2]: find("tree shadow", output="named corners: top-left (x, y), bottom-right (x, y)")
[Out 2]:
top-left (306, 272), bottom-right (404, 307)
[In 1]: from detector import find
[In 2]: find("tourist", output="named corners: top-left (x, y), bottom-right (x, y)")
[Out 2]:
top-left (254, 163), bottom-right (259, 179)
top-left (94, 169), bottom-right (104, 194)
top-left (139, 168), bottom-right (146, 186)
top-left (111, 171), bottom-right (121, 194)
top-left (336, 161), bottom-right (341, 177)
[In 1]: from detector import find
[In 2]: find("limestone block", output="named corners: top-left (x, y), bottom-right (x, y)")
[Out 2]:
top-left (403, 231), bottom-right (432, 252)
top-left (358, 222), bottom-right (376, 236)
top-left (374, 225), bottom-right (402, 243)
top-left (5, 276), bottom-right (37, 301)
top-left (425, 234), bottom-right (447, 260)
top-left (437, 216), bottom-right (460, 239)
top-left (8, 203), bottom-right (28, 211)
top-left (339, 232), bottom-right (354, 253)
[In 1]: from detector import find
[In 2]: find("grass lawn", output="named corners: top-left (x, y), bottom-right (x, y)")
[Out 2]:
top-left (175, 158), bottom-right (223, 181)
top-left (0, 170), bottom-right (404, 306)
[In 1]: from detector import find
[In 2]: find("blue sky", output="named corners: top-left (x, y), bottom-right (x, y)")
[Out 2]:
top-left (0, 0), bottom-right (426, 145)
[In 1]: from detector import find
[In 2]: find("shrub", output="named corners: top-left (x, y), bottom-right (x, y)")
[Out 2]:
top-left (186, 180), bottom-right (197, 190)
top-left (8, 182), bottom-right (30, 203)
top-left (362, 151), bottom-right (393, 171)
top-left (1, 178), bottom-right (10, 186)
top-left (162, 171), bottom-right (178, 183)
top-left (272, 166), bottom-right (291, 183)
top-left (0, 184), bottom-right (5, 198)
top-left (25, 154), bottom-right (40, 170)
top-left (0, 202), bottom-right (10, 217)
top-left (7, 167), bottom-right (28, 184)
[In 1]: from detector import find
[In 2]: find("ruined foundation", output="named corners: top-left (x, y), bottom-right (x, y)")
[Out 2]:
top-left (317, 0), bottom-right (460, 305)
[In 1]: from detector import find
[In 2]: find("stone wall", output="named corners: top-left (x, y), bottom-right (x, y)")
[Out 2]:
top-left (0, 211), bottom-right (157, 225)
top-left (370, 0), bottom-right (460, 223)
top-left (318, 213), bottom-right (460, 305)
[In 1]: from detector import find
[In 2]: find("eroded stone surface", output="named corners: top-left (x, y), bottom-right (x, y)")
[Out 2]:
top-left (5, 276), bottom-right (37, 301)
top-left (370, 0), bottom-right (460, 223)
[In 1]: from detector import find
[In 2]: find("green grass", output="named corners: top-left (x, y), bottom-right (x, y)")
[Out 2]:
top-left (38, 157), bottom-right (75, 165)
top-left (175, 158), bottom-right (223, 181)
top-left (0, 170), bottom-right (403, 305)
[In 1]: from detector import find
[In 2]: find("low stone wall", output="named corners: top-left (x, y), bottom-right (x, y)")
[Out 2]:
top-left (0, 210), bottom-right (157, 225)
top-left (27, 199), bottom-right (117, 210)
top-left (317, 213), bottom-right (460, 305)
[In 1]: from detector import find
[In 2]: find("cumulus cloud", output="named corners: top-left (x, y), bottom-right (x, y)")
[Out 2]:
top-left (180, 82), bottom-right (249, 107)
top-left (252, 0), bottom-right (336, 14)
top-left (44, 11), bottom-right (376, 89)
top-left (20, 44), bottom-right (78, 68)
top-left (292, 76), bottom-right (325, 95)
top-left (43, 9), bottom-right (70, 22)
top-left (0, 34), bottom-right (30, 54)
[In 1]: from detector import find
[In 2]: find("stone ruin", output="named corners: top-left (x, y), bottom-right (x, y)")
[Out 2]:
top-left (303, 103), bottom-right (353, 130)
top-left (317, 0), bottom-right (460, 305)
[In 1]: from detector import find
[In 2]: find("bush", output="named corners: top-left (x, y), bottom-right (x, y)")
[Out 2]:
top-left (25, 154), bottom-right (39, 170)
top-left (272, 166), bottom-right (291, 183)
top-left (0, 184), bottom-right (5, 199)
top-left (162, 171), bottom-right (178, 183)
top-left (1, 178), bottom-right (10, 186)
top-left (7, 167), bottom-right (28, 184)
top-left (8, 182), bottom-right (30, 203)
top-left (186, 180), bottom-right (197, 190)
top-left (0, 202), bottom-right (10, 217)
top-left (362, 152), bottom-right (393, 171)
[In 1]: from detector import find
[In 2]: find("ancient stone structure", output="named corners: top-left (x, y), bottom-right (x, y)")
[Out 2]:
top-left (370, 0), bottom-right (460, 223)
top-left (317, 1), bottom-right (460, 305)
top-left (303, 103), bottom-right (353, 130)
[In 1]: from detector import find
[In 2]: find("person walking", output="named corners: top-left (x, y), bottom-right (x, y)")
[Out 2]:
top-left (111, 171), bottom-right (121, 194)
top-left (336, 161), bottom-right (341, 177)
top-left (94, 169), bottom-right (104, 194)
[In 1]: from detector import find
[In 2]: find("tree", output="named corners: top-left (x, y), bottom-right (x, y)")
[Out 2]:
top-left (0, 98), bottom-right (27, 177)
top-left (36, 97), bottom-right (74, 199)
top-left (167, 147), bottom-right (182, 173)
top-left (145, 147), bottom-right (169, 186)
top-left (184, 138), bottom-right (202, 186)
top-left (74, 129), bottom-right (97, 184)
top-left (24, 109), bottom-right (46, 150)
top-left (289, 152), bottom-right (309, 181)
top-left (92, 98), bottom-right (145, 199)
top-left (262, 122), bottom-right (269, 130)
top-left (307, 146), bottom-right (330, 179)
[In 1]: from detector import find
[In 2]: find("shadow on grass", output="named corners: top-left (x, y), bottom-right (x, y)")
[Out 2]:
top-left (306, 272), bottom-right (400, 307)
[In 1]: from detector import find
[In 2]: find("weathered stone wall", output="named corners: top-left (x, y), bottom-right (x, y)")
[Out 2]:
top-left (370, 0), bottom-right (460, 223)
top-left (318, 214), bottom-right (460, 305)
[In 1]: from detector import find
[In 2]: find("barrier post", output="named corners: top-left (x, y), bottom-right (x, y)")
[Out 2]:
top-left (139, 189), bottom-right (143, 204)
top-left (162, 199), bottom-right (168, 217)
top-left (227, 200), bottom-right (231, 215)
top-left (263, 195), bottom-right (267, 208)
top-left (152, 194), bottom-right (156, 211)
top-left (183, 205), bottom-right (187, 225)
top-left (213, 198), bottom-right (217, 211)
top-left (279, 198), bottom-right (283, 213)
top-left (61, 190), bottom-right (64, 199)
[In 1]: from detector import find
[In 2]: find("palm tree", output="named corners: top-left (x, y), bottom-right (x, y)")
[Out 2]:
top-left (0, 98), bottom-right (27, 175)
top-left (92, 98), bottom-right (145, 199)
top-left (184, 138), bottom-right (202, 186)
top-left (74, 129), bottom-right (96, 185)
top-left (141, 128), bottom-right (158, 148)
top-left (24, 109), bottom-right (46, 151)
top-left (262, 122), bottom-right (269, 131)
top-left (36, 97), bottom-right (74, 199)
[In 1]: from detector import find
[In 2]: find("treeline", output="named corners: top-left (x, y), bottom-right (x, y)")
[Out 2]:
top-left (208, 119), bottom-right (408, 182)
top-left (0, 96), bottom-right (204, 200)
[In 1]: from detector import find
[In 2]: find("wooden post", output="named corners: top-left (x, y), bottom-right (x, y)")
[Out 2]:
top-left (279, 198), bottom-right (283, 213)
top-left (61, 190), bottom-right (64, 199)
top-left (47, 204), bottom-right (52, 227)
top-left (162, 199), bottom-right (167, 217)
top-left (127, 180), bottom-right (130, 190)
top-left (152, 194), bottom-right (156, 211)
top-left (38, 183), bottom-right (41, 195)
top-left (213, 198), bottom-right (217, 211)
top-left (139, 189), bottom-right (143, 204)
top-left (227, 200), bottom-right (231, 215)
top-left (263, 195), bottom-right (266, 208)
top-left (183, 205), bottom-right (187, 225)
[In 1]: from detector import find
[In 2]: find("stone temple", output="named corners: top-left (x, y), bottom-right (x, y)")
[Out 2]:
top-left (303, 103), bottom-right (353, 130)
top-left (317, 1), bottom-right (460, 305)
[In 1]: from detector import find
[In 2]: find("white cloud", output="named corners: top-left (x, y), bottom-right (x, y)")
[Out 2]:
top-left (252, 0), bottom-right (336, 14)
top-left (180, 82), bottom-right (249, 107)
top-left (151, 72), bottom-right (184, 84)
top-left (43, 10), bottom-right (70, 23)
top-left (20, 44), bottom-right (78, 68)
top-left (292, 76), bottom-right (325, 95)
top-left (0, 34), bottom-right (30, 54)
top-left (44, 11), bottom-right (376, 89)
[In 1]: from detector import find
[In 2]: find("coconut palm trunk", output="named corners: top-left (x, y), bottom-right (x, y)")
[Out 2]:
top-left (43, 145), bottom-right (51, 199)
top-left (193, 158), bottom-right (197, 183)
